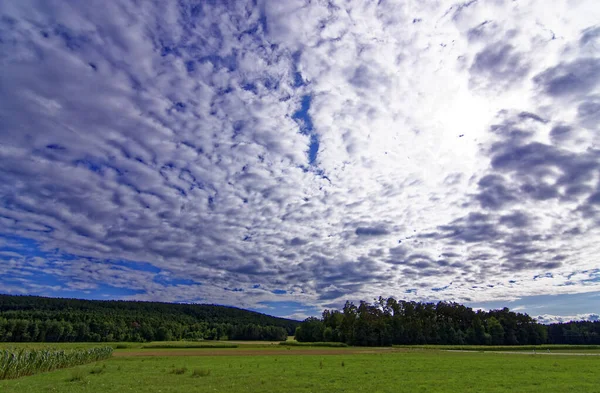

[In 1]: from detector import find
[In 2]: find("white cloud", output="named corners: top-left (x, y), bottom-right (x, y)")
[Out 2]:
top-left (535, 313), bottom-right (600, 325)
top-left (0, 0), bottom-right (599, 313)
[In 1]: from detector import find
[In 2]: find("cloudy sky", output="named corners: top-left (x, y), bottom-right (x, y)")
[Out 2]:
top-left (1, 0), bottom-right (599, 322)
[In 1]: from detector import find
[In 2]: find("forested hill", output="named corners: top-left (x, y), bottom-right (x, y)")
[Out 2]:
top-left (0, 294), bottom-right (299, 342)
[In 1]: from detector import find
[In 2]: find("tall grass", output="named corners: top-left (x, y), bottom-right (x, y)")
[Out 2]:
top-left (0, 347), bottom-right (113, 380)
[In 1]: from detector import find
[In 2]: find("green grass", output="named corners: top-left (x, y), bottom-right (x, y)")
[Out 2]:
top-left (393, 344), bottom-right (600, 352)
top-left (67, 368), bottom-right (87, 383)
top-left (0, 342), bottom-right (125, 350)
top-left (169, 367), bottom-right (188, 375)
top-left (1, 349), bottom-right (599, 392)
top-left (191, 368), bottom-right (211, 377)
top-left (278, 341), bottom-right (348, 347)
top-left (142, 344), bottom-right (238, 349)
top-left (0, 341), bottom-right (262, 351)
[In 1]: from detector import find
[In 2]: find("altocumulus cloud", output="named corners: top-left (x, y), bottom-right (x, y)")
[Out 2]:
top-left (0, 0), bottom-right (599, 318)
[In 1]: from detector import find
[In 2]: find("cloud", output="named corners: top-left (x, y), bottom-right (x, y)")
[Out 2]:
top-left (499, 211), bottom-right (530, 229)
top-left (355, 227), bottom-right (390, 237)
top-left (535, 313), bottom-right (600, 325)
top-left (0, 0), bottom-right (599, 315)
top-left (533, 58), bottom-right (600, 98)
top-left (469, 44), bottom-right (530, 91)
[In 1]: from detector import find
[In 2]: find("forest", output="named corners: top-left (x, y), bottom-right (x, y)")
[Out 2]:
top-left (295, 297), bottom-right (600, 346)
top-left (1, 294), bottom-right (598, 345)
top-left (0, 295), bottom-right (297, 342)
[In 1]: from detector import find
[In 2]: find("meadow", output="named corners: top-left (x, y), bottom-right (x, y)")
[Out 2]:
top-left (0, 343), bottom-right (599, 392)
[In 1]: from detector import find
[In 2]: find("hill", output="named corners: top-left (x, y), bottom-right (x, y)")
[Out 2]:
top-left (0, 294), bottom-right (299, 342)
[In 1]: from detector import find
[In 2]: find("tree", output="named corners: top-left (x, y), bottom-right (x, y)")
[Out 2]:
top-left (487, 317), bottom-right (505, 345)
top-left (0, 294), bottom-right (295, 343)
top-left (295, 317), bottom-right (324, 342)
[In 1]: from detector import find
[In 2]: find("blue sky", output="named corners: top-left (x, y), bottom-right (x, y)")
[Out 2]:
top-left (0, 0), bottom-right (599, 322)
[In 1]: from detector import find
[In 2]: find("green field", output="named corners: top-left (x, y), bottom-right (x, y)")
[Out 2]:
top-left (393, 344), bottom-right (600, 353)
top-left (1, 344), bottom-right (599, 392)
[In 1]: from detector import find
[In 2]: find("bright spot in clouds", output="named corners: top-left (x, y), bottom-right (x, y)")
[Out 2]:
top-left (0, 0), bottom-right (599, 320)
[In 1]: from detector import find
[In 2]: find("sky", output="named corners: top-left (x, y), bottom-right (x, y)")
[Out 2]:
top-left (0, 0), bottom-right (599, 323)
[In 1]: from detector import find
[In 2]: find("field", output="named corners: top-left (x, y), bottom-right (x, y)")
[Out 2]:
top-left (1, 343), bottom-right (599, 392)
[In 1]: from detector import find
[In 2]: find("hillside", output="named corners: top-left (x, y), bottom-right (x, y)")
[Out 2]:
top-left (0, 294), bottom-right (299, 342)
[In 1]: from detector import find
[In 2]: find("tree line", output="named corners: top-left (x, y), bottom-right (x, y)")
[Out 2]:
top-left (2, 295), bottom-right (597, 345)
top-left (295, 297), bottom-right (600, 346)
top-left (0, 295), bottom-right (297, 342)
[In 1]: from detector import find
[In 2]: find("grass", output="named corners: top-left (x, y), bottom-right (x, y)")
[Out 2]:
top-left (89, 365), bottom-right (106, 375)
top-left (191, 368), bottom-right (211, 377)
top-left (1, 346), bottom-right (599, 392)
top-left (0, 342), bottom-right (126, 350)
top-left (67, 368), bottom-right (87, 383)
top-left (392, 344), bottom-right (600, 352)
top-left (170, 367), bottom-right (188, 375)
top-left (142, 344), bottom-right (238, 349)
top-left (0, 340), bottom-right (314, 352)
top-left (0, 341), bottom-right (240, 350)
top-left (279, 342), bottom-right (348, 347)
